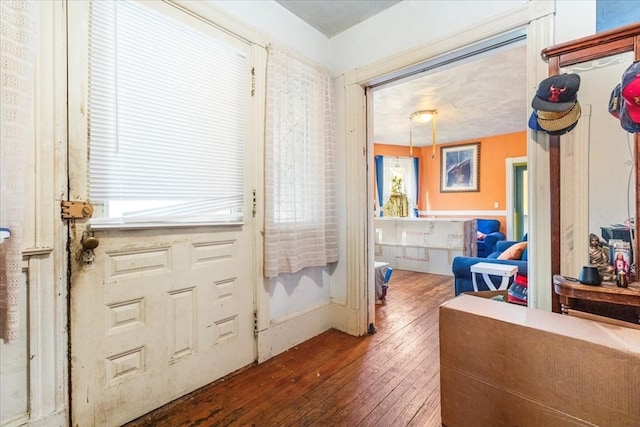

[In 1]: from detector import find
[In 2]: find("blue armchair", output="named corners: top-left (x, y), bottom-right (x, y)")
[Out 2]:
top-left (453, 233), bottom-right (528, 296)
top-left (476, 219), bottom-right (505, 258)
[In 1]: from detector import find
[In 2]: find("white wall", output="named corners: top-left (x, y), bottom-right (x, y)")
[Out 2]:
top-left (329, 0), bottom-right (598, 77)
top-left (329, 0), bottom-right (528, 76)
top-left (211, 0), bottom-right (600, 74)
top-left (555, 0), bottom-right (596, 44)
top-left (268, 268), bottom-right (332, 319)
top-left (205, 0), bottom-right (339, 324)
top-left (211, 0), bottom-right (595, 75)
top-left (208, 0), bottom-right (330, 66)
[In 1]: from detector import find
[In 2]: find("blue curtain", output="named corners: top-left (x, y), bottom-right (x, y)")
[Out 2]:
top-left (375, 155), bottom-right (384, 216)
top-left (413, 157), bottom-right (419, 217)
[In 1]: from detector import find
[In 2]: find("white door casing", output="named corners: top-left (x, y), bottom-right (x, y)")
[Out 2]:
top-left (67, 2), bottom-right (257, 425)
top-left (349, 1), bottom-right (555, 328)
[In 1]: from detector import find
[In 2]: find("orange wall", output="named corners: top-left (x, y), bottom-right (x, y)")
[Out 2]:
top-left (374, 131), bottom-right (527, 231)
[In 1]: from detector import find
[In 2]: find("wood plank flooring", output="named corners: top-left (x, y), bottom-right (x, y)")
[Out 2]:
top-left (124, 270), bottom-right (455, 427)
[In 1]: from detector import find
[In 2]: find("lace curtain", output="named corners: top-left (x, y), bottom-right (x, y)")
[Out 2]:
top-left (264, 45), bottom-right (338, 277)
top-left (0, 1), bottom-right (38, 343)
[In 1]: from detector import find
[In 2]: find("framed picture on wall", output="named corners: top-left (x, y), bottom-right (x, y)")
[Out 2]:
top-left (440, 142), bottom-right (480, 193)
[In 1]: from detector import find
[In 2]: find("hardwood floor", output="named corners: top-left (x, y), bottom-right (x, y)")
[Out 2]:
top-left (124, 270), bottom-right (455, 427)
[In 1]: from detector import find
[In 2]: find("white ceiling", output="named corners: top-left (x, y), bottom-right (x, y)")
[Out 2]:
top-left (373, 44), bottom-right (527, 146)
top-left (275, 0), bottom-right (528, 146)
top-left (275, 0), bottom-right (402, 38)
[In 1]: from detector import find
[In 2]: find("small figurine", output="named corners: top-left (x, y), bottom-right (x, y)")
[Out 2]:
top-left (614, 252), bottom-right (630, 275)
top-left (614, 252), bottom-right (630, 287)
top-left (383, 175), bottom-right (409, 217)
top-left (391, 175), bottom-right (404, 195)
top-left (588, 233), bottom-right (615, 282)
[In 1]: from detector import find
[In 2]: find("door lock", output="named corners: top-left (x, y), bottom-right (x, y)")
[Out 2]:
top-left (61, 200), bottom-right (94, 220)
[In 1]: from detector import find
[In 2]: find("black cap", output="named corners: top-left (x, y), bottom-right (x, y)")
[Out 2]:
top-left (608, 83), bottom-right (621, 119)
top-left (532, 74), bottom-right (581, 112)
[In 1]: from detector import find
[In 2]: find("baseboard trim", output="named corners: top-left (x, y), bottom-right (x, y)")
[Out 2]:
top-left (329, 300), bottom-right (364, 337)
top-left (256, 302), bottom-right (332, 363)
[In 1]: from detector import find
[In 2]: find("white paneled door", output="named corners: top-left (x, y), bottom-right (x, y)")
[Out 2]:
top-left (67, 2), bottom-right (257, 426)
top-left (68, 228), bottom-right (255, 426)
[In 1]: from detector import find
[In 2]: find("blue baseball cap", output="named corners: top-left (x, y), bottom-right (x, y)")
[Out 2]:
top-left (528, 111), bottom-right (543, 131)
top-left (608, 83), bottom-right (621, 119)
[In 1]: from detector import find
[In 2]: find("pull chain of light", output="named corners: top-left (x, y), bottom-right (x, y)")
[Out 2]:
top-left (409, 116), bottom-right (413, 156)
top-left (431, 111), bottom-right (437, 159)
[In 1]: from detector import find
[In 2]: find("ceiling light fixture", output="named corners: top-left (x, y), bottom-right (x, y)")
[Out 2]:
top-left (409, 110), bottom-right (437, 157)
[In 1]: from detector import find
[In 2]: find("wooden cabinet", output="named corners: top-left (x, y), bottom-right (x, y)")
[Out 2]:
top-left (554, 275), bottom-right (640, 325)
top-left (542, 23), bottom-right (640, 313)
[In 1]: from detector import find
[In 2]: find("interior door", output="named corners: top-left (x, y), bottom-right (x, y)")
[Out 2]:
top-left (67, 2), bottom-right (256, 426)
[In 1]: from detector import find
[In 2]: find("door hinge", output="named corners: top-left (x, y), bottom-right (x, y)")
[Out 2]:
top-left (254, 310), bottom-right (258, 336)
top-left (251, 67), bottom-right (255, 97)
top-left (252, 189), bottom-right (256, 217)
top-left (61, 200), bottom-right (94, 220)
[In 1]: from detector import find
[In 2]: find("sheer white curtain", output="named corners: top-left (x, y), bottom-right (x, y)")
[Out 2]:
top-left (264, 45), bottom-right (338, 277)
top-left (0, 1), bottom-right (38, 343)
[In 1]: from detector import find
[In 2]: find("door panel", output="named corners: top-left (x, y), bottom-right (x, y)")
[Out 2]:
top-left (71, 229), bottom-right (254, 426)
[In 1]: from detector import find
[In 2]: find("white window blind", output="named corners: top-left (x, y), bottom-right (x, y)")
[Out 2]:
top-left (88, 1), bottom-right (247, 225)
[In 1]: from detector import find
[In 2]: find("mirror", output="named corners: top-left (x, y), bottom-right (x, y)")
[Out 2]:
top-left (564, 51), bottom-right (636, 232)
top-left (542, 22), bottom-right (640, 312)
top-left (559, 51), bottom-right (636, 276)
